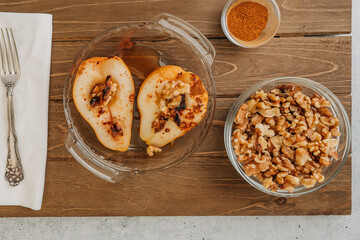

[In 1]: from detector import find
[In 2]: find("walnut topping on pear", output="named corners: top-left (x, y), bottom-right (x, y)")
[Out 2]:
top-left (138, 65), bottom-right (208, 156)
top-left (73, 56), bottom-right (134, 151)
top-left (90, 75), bottom-right (118, 108)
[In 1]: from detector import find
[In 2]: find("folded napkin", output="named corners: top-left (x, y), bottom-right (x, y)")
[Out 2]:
top-left (0, 12), bottom-right (52, 210)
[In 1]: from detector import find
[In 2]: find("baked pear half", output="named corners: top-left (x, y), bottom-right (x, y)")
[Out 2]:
top-left (73, 56), bottom-right (135, 151)
top-left (138, 65), bottom-right (208, 155)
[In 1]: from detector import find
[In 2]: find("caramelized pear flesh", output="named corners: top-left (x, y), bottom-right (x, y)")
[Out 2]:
top-left (138, 65), bottom-right (208, 149)
top-left (73, 56), bottom-right (135, 151)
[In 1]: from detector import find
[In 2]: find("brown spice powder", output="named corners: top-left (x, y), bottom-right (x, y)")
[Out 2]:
top-left (227, 1), bottom-right (268, 42)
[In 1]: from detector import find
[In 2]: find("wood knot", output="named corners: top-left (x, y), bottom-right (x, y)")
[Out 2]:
top-left (275, 197), bottom-right (287, 206)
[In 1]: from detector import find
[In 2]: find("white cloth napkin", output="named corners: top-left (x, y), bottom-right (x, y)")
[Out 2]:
top-left (0, 12), bottom-right (52, 210)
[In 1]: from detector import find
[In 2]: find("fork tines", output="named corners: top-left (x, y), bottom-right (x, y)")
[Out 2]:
top-left (0, 27), bottom-right (20, 76)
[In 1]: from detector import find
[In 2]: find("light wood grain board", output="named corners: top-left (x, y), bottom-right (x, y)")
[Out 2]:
top-left (0, 35), bottom-right (351, 216)
top-left (48, 36), bottom-right (351, 101)
top-left (0, 0), bottom-right (351, 40)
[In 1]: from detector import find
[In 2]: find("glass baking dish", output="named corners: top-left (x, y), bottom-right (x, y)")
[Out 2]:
top-left (63, 13), bottom-right (216, 182)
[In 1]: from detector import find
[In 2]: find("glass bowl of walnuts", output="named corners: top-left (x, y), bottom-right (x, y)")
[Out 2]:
top-left (224, 77), bottom-right (351, 197)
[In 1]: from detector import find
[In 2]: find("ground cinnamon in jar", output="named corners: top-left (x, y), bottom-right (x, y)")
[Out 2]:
top-left (227, 1), bottom-right (268, 42)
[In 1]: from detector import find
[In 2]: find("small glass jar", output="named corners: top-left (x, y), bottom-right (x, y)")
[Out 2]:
top-left (221, 0), bottom-right (281, 48)
top-left (224, 77), bottom-right (351, 197)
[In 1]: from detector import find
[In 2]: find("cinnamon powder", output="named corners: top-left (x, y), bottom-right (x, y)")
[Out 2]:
top-left (227, 1), bottom-right (268, 42)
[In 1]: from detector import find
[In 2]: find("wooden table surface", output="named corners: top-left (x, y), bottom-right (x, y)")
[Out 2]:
top-left (0, 0), bottom-right (352, 216)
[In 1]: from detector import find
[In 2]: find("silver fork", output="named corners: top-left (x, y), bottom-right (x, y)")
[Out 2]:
top-left (0, 28), bottom-right (24, 186)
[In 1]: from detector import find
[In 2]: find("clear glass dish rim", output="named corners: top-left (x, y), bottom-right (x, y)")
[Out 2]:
top-left (224, 77), bottom-right (351, 197)
top-left (221, 0), bottom-right (281, 48)
top-left (63, 18), bottom-right (217, 175)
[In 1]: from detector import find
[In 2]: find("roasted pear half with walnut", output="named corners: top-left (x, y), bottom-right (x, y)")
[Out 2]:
top-left (73, 56), bottom-right (135, 151)
top-left (138, 65), bottom-right (208, 155)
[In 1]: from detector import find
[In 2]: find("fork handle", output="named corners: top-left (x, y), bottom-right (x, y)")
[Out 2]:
top-left (5, 88), bottom-right (24, 186)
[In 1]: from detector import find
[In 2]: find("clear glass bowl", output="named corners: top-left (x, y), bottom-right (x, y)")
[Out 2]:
top-left (221, 0), bottom-right (281, 48)
top-left (64, 13), bottom-right (216, 182)
top-left (224, 77), bottom-right (351, 197)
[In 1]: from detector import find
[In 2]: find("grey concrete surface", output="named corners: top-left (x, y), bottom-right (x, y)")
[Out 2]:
top-left (0, 0), bottom-right (359, 239)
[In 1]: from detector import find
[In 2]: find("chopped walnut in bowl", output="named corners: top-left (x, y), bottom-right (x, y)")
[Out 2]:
top-left (224, 77), bottom-right (351, 197)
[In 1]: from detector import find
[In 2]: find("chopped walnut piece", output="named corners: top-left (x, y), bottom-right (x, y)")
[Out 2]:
top-left (282, 182), bottom-right (295, 193)
top-left (320, 116), bottom-right (339, 127)
top-left (294, 91), bottom-right (311, 111)
top-left (271, 88), bottom-right (282, 95)
top-left (319, 157), bottom-right (331, 166)
top-left (234, 104), bottom-right (248, 125)
top-left (294, 121), bottom-right (307, 134)
top-left (281, 146), bottom-right (295, 160)
top-left (305, 111), bottom-right (319, 130)
top-left (251, 114), bottom-right (264, 125)
top-left (311, 94), bottom-right (331, 108)
top-left (254, 90), bottom-right (267, 100)
top-left (258, 160), bottom-right (271, 172)
top-left (232, 84), bottom-right (340, 193)
top-left (238, 154), bottom-right (249, 162)
top-left (268, 93), bottom-right (281, 107)
top-left (317, 107), bottom-right (333, 117)
top-left (276, 172), bottom-right (288, 185)
top-left (307, 130), bottom-right (322, 142)
top-left (243, 163), bottom-right (258, 177)
top-left (263, 177), bottom-right (276, 189)
top-left (269, 135), bottom-right (283, 151)
top-left (90, 75), bottom-right (118, 108)
top-left (329, 148), bottom-right (339, 160)
top-left (258, 136), bottom-right (268, 151)
top-left (146, 145), bottom-right (162, 157)
top-left (167, 95), bottom-right (183, 109)
top-left (255, 123), bottom-right (275, 138)
top-left (283, 135), bottom-right (308, 148)
top-left (275, 116), bottom-right (288, 132)
top-left (330, 127), bottom-right (341, 137)
top-left (256, 101), bottom-right (272, 110)
top-left (295, 148), bottom-right (311, 166)
top-left (265, 117), bottom-right (276, 127)
top-left (285, 175), bottom-right (300, 186)
top-left (301, 178), bottom-right (316, 188)
top-left (258, 108), bottom-right (280, 118)
top-left (312, 172), bottom-right (325, 183)
top-left (247, 99), bottom-right (259, 113)
top-left (322, 139), bottom-right (338, 148)
top-left (284, 112), bottom-right (294, 122)
top-left (286, 96), bottom-right (296, 105)
top-left (159, 80), bottom-right (190, 115)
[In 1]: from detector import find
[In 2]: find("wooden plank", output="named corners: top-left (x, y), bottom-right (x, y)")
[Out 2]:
top-left (47, 95), bottom-right (351, 160)
top-left (0, 93), bottom-right (351, 216)
top-left (0, 0), bottom-right (351, 40)
top-left (0, 157), bottom-right (351, 216)
top-left (49, 36), bottom-right (351, 100)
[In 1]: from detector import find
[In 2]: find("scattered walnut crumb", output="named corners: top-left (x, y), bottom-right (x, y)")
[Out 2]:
top-left (147, 145), bottom-right (162, 157)
top-left (231, 85), bottom-right (340, 193)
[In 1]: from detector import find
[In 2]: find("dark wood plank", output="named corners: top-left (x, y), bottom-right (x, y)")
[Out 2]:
top-left (49, 36), bottom-right (351, 101)
top-left (0, 156), bottom-right (351, 216)
top-left (0, 0), bottom-right (351, 40)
